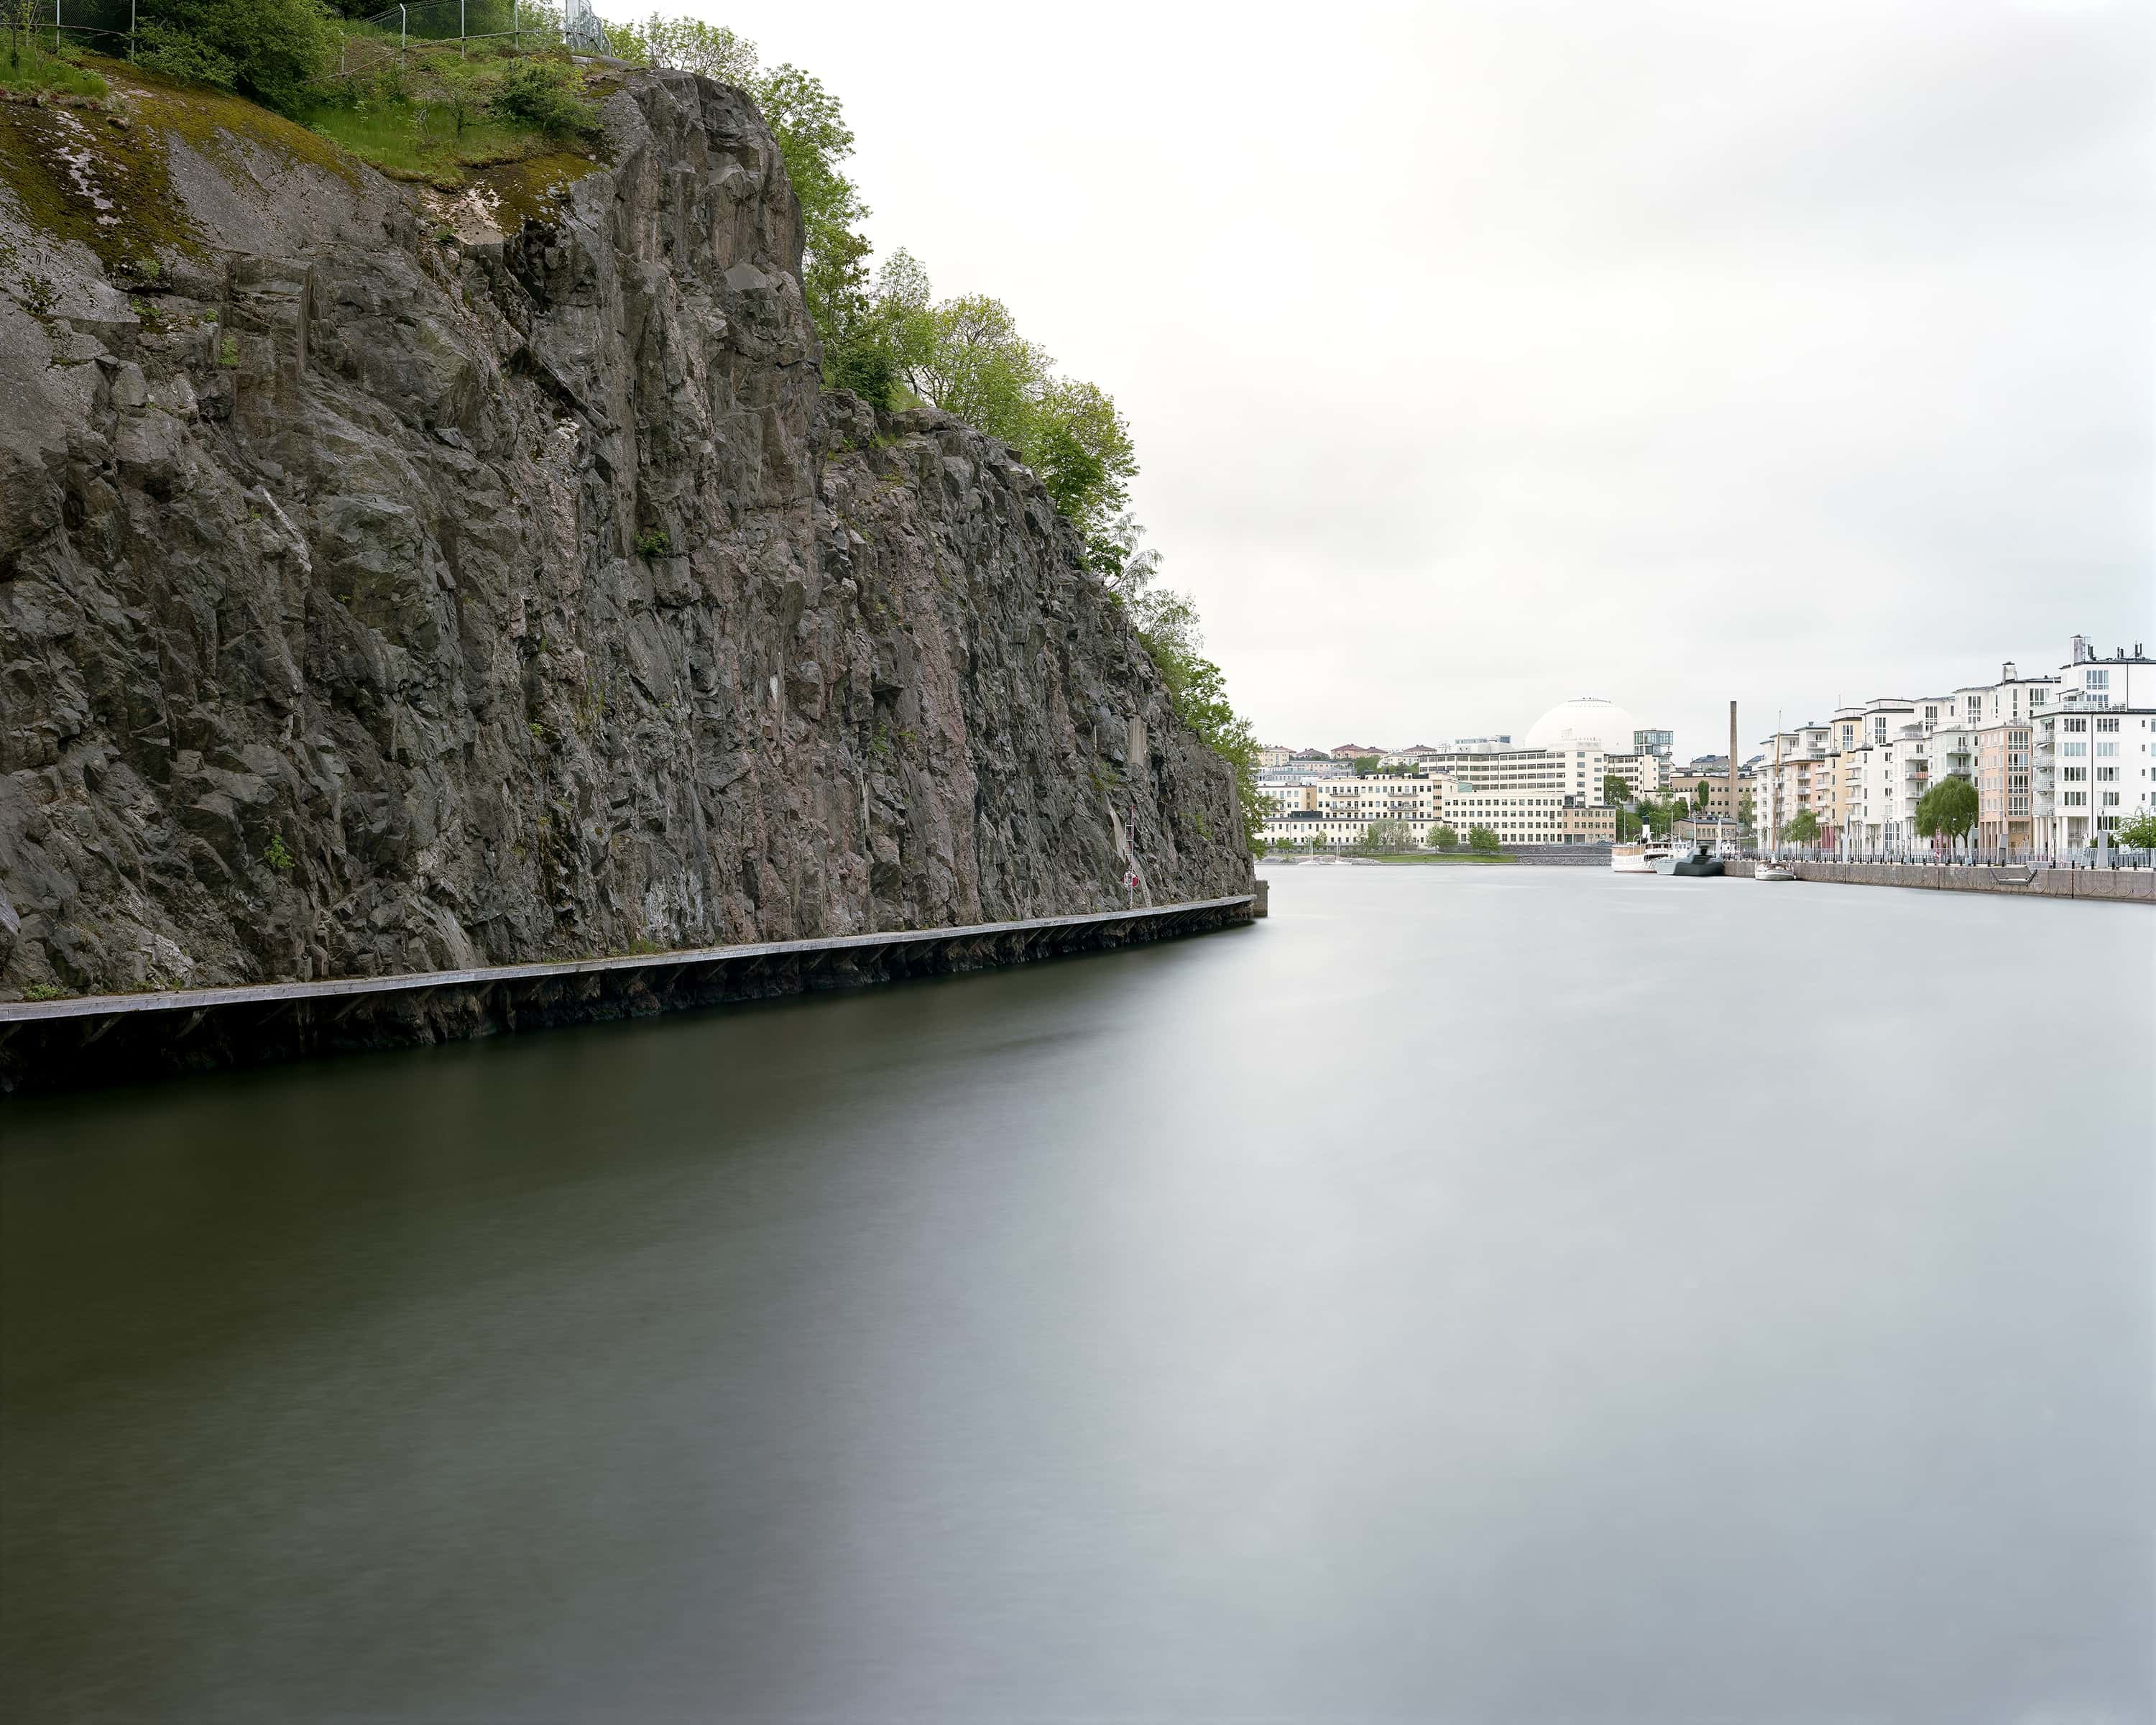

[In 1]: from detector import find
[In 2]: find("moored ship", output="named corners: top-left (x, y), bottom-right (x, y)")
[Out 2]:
top-left (1611, 841), bottom-right (1672, 875)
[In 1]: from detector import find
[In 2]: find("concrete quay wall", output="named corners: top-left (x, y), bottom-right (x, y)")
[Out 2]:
top-left (0, 896), bottom-right (1257, 1097)
top-left (1733, 860), bottom-right (2153, 902)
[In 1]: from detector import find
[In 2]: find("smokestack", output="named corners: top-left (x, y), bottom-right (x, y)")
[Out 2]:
top-left (2001, 661), bottom-right (2016, 682)
top-left (2070, 634), bottom-right (2088, 664)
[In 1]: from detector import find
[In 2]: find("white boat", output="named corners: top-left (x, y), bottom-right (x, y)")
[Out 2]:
top-left (1611, 841), bottom-right (1671, 875)
top-left (1756, 862), bottom-right (1797, 882)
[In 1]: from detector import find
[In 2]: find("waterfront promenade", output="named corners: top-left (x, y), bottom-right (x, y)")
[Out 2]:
top-left (0, 895), bottom-right (1257, 1095)
top-left (1729, 858), bottom-right (2154, 901)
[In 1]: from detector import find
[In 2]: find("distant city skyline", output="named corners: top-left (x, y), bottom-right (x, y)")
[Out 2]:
top-left (1253, 632), bottom-right (2145, 764)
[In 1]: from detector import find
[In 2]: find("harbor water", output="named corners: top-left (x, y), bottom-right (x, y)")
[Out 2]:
top-left (4, 867), bottom-right (2151, 1721)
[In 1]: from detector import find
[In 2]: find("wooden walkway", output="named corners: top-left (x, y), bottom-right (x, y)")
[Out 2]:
top-left (0, 895), bottom-right (1259, 1094)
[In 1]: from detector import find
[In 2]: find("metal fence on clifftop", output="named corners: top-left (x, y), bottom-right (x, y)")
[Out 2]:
top-left (336, 1), bottom-right (539, 79)
top-left (33, 0), bottom-right (134, 54)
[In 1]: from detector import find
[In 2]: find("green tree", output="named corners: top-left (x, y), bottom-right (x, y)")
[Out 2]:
top-left (1914, 775), bottom-right (1978, 847)
top-left (1468, 825), bottom-right (1500, 855)
top-left (136, 0), bottom-right (340, 109)
top-left (617, 15), bottom-right (760, 83)
top-left (492, 55), bottom-right (596, 139)
top-left (757, 63), bottom-right (874, 342)
top-left (1602, 773), bottom-right (1628, 809)
top-left (2115, 813), bottom-right (2156, 850)
top-left (430, 55), bottom-right (488, 138)
top-left (1358, 819), bottom-right (1414, 854)
top-left (5, 0), bottom-right (38, 71)
top-left (1784, 807), bottom-right (1821, 844)
top-left (912, 293), bottom-right (1047, 436)
top-left (1428, 823), bottom-right (1458, 852)
top-left (852, 249), bottom-right (1143, 564)
top-left (1123, 585), bottom-right (1262, 855)
top-left (1028, 375), bottom-right (1137, 535)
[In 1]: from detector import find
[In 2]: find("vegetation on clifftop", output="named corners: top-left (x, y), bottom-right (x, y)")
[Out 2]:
top-left (2, 22), bottom-right (109, 97)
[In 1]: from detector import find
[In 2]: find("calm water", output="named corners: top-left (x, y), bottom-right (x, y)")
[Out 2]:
top-left (4, 868), bottom-right (2152, 1724)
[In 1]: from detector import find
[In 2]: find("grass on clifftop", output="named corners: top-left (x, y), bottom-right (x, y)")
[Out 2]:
top-left (0, 40), bottom-right (109, 98)
top-left (294, 97), bottom-right (550, 183)
top-left (293, 46), bottom-right (602, 188)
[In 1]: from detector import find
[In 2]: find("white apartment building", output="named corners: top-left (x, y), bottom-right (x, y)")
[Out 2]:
top-left (1603, 751), bottom-right (1669, 798)
top-left (1442, 784), bottom-right (1605, 847)
top-left (1259, 775), bottom-right (1447, 846)
top-left (1416, 739), bottom-right (1608, 801)
top-left (2030, 640), bottom-right (2154, 850)
top-left (1753, 722), bottom-right (1839, 843)
top-left (1752, 637), bottom-right (2141, 855)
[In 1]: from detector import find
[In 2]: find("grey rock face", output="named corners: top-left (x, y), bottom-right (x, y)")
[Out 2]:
top-left (0, 72), bottom-right (1248, 997)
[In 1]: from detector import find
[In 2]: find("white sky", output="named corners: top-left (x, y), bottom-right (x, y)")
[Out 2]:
top-left (647, 0), bottom-right (2152, 760)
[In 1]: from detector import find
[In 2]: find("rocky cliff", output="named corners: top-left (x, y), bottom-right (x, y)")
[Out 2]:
top-left (0, 68), bottom-right (1249, 1000)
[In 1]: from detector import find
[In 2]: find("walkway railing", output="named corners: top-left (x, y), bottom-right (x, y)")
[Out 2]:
top-left (1739, 842), bottom-right (2153, 870)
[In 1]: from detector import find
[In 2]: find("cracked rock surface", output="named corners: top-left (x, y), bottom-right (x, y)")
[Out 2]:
top-left (0, 70), bottom-right (1248, 996)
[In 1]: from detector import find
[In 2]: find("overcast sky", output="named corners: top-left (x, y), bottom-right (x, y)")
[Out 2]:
top-left (671, 0), bottom-right (2150, 759)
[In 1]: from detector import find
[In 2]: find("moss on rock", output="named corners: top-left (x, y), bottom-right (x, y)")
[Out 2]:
top-left (471, 151), bottom-right (600, 229)
top-left (0, 94), bottom-right (205, 274)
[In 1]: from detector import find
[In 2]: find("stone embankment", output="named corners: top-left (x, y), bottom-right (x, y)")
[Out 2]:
top-left (1728, 860), bottom-right (2152, 901)
top-left (0, 68), bottom-right (1253, 1032)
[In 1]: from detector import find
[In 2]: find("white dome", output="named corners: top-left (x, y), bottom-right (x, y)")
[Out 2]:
top-left (1525, 696), bottom-right (1641, 753)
